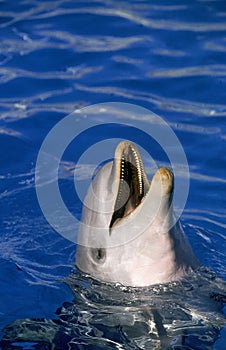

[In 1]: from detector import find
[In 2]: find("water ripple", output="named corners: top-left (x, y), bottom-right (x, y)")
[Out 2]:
top-left (22, 4), bottom-right (226, 33)
top-left (38, 30), bottom-right (147, 52)
top-left (75, 83), bottom-right (226, 117)
top-left (149, 64), bottom-right (226, 78)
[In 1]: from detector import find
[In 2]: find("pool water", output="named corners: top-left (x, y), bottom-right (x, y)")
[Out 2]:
top-left (0, 0), bottom-right (225, 349)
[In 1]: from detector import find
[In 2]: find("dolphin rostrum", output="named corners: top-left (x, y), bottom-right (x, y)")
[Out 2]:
top-left (76, 141), bottom-right (200, 286)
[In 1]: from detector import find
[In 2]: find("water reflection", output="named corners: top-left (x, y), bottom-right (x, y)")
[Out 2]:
top-left (1, 267), bottom-right (225, 349)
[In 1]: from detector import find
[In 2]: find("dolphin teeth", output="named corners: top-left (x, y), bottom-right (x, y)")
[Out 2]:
top-left (110, 143), bottom-right (149, 229)
top-left (130, 145), bottom-right (143, 196)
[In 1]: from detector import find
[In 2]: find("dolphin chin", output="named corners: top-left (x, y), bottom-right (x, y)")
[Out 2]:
top-left (76, 141), bottom-right (200, 287)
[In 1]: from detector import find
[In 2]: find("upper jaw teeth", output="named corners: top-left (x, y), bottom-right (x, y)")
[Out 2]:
top-left (130, 145), bottom-right (143, 196)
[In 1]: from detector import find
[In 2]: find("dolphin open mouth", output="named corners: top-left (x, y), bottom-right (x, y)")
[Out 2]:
top-left (109, 141), bottom-right (150, 229)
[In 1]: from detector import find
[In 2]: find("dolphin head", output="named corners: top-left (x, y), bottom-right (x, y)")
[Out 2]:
top-left (76, 141), bottom-right (199, 287)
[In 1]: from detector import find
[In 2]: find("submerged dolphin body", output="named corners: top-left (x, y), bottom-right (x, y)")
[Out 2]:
top-left (76, 141), bottom-right (199, 286)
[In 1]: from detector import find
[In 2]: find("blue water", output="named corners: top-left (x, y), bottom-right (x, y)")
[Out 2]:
top-left (0, 0), bottom-right (226, 349)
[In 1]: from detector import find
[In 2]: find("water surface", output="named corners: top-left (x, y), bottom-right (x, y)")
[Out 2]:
top-left (0, 0), bottom-right (225, 348)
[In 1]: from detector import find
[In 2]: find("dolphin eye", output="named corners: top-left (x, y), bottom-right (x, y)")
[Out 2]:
top-left (90, 248), bottom-right (106, 264)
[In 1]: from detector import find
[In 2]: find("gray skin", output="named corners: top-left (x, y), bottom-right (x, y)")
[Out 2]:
top-left (76, 141), bottom-right (200, 287)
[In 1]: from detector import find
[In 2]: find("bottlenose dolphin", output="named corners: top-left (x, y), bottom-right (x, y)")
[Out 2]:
top-left (76, 141), bottom-right (200, 286)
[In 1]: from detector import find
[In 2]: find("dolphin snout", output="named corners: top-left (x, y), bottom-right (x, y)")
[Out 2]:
top-left (152, 167), bottom-right (174, 195)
